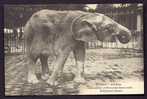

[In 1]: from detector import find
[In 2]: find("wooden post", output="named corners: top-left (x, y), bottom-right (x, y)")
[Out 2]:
top-left (137, 13), bottom-right (142, 31)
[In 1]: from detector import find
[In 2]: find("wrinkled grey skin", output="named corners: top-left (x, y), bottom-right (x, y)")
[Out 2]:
top-left (24, 9), bottom-right (131, 85)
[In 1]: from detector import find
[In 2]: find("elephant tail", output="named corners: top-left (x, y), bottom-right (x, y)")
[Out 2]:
top-left (23, 20), bottom-right (34, 48)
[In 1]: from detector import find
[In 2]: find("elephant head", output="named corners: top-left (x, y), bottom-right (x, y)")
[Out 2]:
top-left (73, 13), bottom-right (131, 44)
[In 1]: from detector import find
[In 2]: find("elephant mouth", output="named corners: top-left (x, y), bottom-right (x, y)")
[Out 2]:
top-left (104, 35), bottom-right (117, 42)
top-left (94, 31), bottom-right (118, 42)
top-left (110, 35), bottom-right (117, 42)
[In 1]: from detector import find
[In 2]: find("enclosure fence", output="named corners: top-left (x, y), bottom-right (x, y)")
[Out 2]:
top-left (4, 30), bottom-right (143, 55)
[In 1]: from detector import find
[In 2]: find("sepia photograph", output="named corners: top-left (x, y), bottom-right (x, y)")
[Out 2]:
top-left (4, 4), bottom-right (144, 95)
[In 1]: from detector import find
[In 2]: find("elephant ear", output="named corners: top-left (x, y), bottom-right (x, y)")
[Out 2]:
top-left (74, 19), bottom-right (97, 42)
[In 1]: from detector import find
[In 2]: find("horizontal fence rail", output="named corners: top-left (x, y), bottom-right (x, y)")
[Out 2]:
top-left (4, 30), bottom-right (143, 55)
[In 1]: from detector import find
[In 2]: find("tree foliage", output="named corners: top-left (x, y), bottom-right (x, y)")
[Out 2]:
top-left (4, 4), bottom-right (85, 28)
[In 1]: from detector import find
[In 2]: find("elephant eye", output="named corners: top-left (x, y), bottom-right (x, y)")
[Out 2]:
top-left (104, 29), bottom-right (109, 32)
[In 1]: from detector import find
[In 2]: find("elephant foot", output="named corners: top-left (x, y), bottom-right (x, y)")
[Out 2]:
top-left (74, 76), bottom-right (86, 84)
top-left (28, 74), bottom-right (39, 84)
top-left (41, 73), bottom-right (49, 81)
top-left (46, 78), bottom-right (58, 86)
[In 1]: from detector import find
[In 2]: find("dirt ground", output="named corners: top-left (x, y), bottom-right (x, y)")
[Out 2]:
top-left (5, 49), bottom-right (144, 95)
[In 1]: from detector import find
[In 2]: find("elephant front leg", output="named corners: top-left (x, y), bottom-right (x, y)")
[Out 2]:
top-left (73, 41), bottom-right (86, 83)
top-left (46, 49), bottom-right (70, 86)
top-left (74, 61), bottom-right (85, 83)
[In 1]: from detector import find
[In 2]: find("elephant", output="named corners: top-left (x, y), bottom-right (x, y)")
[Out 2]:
top-left (24, 9), bottom-right (131, 85)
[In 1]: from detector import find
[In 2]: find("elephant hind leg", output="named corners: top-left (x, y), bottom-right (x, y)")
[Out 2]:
top-left (40, 55), bottom-right (50, 80)
top-left (27, 56), bottom-right (39, 84)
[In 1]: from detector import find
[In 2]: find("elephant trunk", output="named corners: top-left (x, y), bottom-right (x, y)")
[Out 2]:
top-left (116, 24), bottom-right (132, 44)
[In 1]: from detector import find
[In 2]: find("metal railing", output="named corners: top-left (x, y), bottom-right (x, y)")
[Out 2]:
top-left (4, 30), bottom-right (143, 55)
